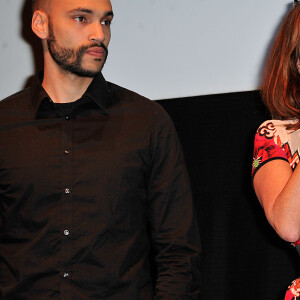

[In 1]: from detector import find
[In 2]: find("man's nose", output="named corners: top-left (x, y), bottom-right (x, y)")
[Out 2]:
top-left (88, 23), bottom-right (105, 44)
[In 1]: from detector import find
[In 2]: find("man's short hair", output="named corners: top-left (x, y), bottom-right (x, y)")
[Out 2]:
top-left (32, 0), bottom-right (49, 12)
top-left (32, 0), bottom-right (39, 11)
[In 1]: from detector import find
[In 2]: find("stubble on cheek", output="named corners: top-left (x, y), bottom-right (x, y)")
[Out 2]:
top-left (46, 21), bottom-right (108, 77)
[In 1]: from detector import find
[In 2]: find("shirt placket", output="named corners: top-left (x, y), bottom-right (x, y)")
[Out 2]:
top-left (60, 112), bottom-right (74, 299)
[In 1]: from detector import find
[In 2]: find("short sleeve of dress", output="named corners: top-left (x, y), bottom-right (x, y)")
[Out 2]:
top-left (252, 121), bottom-right (289, 178)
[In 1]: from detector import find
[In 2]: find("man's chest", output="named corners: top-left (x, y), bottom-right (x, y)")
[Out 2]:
top-left (0, 115), bottom-right (151, 233)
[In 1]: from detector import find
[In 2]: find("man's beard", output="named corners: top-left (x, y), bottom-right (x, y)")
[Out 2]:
top-left (47, 23), bottom-right (108, 78)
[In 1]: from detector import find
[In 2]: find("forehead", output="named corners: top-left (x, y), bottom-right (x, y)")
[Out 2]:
top-left (49, 0), bottom-right (113, 14)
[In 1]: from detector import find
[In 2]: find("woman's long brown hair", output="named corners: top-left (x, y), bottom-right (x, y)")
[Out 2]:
top-left (262, 4), bottom-right (300, 129)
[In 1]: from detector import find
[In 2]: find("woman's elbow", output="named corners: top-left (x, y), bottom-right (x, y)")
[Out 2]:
top-left (273, 220), bottom-right (300, 243)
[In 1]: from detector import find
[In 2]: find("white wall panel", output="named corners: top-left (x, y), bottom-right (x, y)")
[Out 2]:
top-left (0, 0), bottom-right (292, 100)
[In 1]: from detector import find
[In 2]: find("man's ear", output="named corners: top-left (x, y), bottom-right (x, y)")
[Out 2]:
top-left (31, 10), bottom-right (49, 39)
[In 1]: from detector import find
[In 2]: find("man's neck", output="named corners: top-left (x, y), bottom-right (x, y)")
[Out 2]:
top-left (42, 63), bottom-right (94, 104)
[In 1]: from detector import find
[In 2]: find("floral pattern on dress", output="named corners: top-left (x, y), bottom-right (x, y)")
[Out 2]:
top-left (284, 279), bottom-right (300, 300)
top-left (252, 121), bottom-right (288, 177)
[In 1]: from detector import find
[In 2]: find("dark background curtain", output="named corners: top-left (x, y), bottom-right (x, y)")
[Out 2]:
top-left (157, 91), bottom-right (300, 299)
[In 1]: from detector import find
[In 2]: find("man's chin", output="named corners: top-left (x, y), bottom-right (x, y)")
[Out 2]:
top-left (75, 61), bottom-right (106, 77)
top-left (62, 66), bottom-right (103, 78)
top-left (73, 70), bottom-right (102, 78)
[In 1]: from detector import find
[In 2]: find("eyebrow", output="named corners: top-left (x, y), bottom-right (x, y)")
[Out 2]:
top-left (68, 7), bottom-right (114, 18)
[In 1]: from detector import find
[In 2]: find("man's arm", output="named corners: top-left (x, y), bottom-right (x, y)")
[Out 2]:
top-left (147, 106), bottom-right (201, 299)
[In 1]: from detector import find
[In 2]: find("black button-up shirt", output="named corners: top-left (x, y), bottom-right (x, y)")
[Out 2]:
top-left (0, 72), bottom-right (201, 299)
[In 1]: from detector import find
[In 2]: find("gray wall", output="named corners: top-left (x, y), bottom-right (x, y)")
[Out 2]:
top-left (0, 0), bottom-right (291, 100)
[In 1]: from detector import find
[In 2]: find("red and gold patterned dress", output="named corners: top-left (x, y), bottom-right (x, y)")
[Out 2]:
top-left (252, 119), bottom-right (300, 299)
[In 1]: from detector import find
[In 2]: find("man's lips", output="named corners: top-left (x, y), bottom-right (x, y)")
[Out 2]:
top-left (85, 47), bottom-right (106, 58)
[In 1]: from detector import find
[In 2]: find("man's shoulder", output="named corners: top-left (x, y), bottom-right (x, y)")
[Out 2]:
top-left (0, 87), bottom-right (31, 109)
top-left (107, 82), bottom-right (162, 112)
top-left (107, 82), bottom-right (174, 130)
top-left (0, 88), bottom-right (32, 126)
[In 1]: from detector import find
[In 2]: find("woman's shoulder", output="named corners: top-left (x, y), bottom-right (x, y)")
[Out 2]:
top-left (252, 119), bottom-right (300, 177)
top-left (256, 119), bottom-right (298, 139)
top-left (258, 119), bottom-right (297, 129)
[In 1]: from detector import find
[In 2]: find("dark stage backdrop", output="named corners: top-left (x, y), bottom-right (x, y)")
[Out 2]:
top-left (157, 91), bottom-right (300, 300)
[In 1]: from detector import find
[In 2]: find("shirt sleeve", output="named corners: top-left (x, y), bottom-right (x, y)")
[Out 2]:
top-left (147, 106), bottom-right (201, 300)
top-left (252, 121), bottom-right (289, 179)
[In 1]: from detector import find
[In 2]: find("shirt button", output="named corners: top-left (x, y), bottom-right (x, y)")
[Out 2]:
top-left (64, 230), bottom-right (70, 236)
top-left (65, 188), bottom-right (70, 194)
top-left (63, 272), bottom-right (70, 278)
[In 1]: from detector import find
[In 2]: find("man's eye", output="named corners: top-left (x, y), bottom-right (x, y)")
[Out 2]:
top-left (74, 16), bottom-right (86, 22)
top-left (101, 20), bottom-right (112, 26)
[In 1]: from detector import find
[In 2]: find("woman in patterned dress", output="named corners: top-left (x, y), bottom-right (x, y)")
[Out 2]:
top-left (252, 1), bottom-right (300, 299)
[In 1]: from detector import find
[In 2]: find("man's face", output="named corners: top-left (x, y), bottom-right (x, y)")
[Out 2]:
top-left (45, 0), bottom-right (113, 77)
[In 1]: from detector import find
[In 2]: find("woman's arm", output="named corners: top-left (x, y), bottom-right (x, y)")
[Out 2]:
top-left (254, 159), bottom-right (300, 242)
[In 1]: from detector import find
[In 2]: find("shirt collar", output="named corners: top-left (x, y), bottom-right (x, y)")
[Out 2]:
top-left (30, 71), bottom-right (110, 118)
top-left (84, 72), bottom-right (110, 113)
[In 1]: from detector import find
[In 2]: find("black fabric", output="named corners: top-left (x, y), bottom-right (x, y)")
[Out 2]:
top-left (157, 91), bottom-right (300, 300)
top-left (0, 73), bottom-right (201, 300)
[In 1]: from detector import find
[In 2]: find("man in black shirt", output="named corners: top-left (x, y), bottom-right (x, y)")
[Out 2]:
top-left (0, 0), bottom-right (201, 299)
